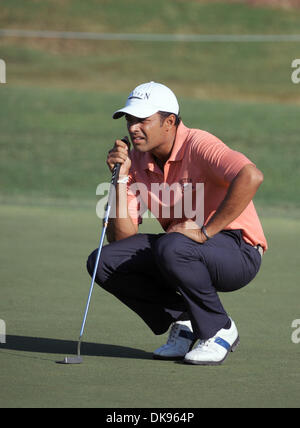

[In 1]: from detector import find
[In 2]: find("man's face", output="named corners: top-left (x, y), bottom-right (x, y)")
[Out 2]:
top-left (125, 112), bottom-right (170, 153)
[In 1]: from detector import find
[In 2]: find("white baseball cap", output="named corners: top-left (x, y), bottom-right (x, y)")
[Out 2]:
top-left (113, 81), bottom-right (179, 119)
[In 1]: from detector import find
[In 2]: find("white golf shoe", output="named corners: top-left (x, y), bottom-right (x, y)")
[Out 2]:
top-left (153, 320), bottom-right (195, 360)
top-left (184, 319), bottom-right (240, 366)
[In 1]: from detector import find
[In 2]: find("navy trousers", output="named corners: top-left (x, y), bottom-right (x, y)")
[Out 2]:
top-left (87, 230), bottom-right (261, 340)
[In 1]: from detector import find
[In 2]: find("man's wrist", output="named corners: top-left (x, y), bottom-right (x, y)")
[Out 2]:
top-left (201, 225), bottom-right (211, 241)
top-left (117, 175), bottom-right (130, 184)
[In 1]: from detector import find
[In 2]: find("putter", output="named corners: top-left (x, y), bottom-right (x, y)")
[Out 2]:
top-left (57, 137), bottom-right (130, 365)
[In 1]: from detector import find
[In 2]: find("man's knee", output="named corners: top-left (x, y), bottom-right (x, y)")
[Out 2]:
top-left (86, 247), bottom-right (108, 286)
top-left (155, 233), bottom-right (188, 271)
top-left (87, 243), bottom-right (124, 288)
top-left (86, 249), bottom-right (97, 278)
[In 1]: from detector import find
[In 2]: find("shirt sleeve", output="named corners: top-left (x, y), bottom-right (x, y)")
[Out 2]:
top-left (194, 131), bottom-right (255, 184)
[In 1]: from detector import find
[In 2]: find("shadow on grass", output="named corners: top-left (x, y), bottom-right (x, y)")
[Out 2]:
top-left (1, 335), bottom-right (153, 360)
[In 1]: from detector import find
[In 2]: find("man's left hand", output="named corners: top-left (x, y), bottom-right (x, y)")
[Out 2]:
top-left (166, 220), bottom-right (207, 243)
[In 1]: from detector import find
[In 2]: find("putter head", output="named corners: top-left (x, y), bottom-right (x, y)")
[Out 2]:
top-left (56, 338), bottom-right (83, 364)
top-left (56, 356), bottom-right (83, 365)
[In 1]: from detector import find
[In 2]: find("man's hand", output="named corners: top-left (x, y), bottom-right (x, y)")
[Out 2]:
top-left (107, 139), bottom-right (131, 176)
top-left (167, 220), bottom-right (207, 243)
top-left (106, 138), bottom-right (137, 243)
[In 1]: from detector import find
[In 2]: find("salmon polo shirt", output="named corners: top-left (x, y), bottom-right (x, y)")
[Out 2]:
top-left (126, 122), bottom-right (268, 252)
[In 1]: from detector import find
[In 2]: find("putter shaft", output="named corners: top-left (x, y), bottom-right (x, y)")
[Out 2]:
top-left (58, 137), bottom-right (130, 365)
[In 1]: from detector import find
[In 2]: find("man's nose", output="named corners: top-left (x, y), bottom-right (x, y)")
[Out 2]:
top-left (128, 121), bottom-right (140, 133)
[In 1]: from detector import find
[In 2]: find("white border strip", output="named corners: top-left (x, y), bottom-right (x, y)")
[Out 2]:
top-left (1, 29), bottom-right (300, 42)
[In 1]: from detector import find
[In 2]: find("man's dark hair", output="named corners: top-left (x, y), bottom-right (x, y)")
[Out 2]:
top-left (158, 111), bottom-right (181, 127)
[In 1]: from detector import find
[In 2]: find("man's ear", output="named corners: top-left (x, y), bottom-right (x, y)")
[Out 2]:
top-left (164, 114), bottom-right (176, 130)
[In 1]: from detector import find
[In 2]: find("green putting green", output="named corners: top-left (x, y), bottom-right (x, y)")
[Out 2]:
top-left (0, 203), bottom-right (299, 408)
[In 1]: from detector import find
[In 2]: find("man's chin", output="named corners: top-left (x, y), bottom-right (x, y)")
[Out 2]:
top-left (133, 143), bottom-right (148, 152)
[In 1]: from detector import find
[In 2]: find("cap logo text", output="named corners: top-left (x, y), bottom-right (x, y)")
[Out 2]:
top-left (129, 90), bottom-right (150, 100)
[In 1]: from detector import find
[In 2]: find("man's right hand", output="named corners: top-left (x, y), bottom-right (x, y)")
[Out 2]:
top-left (107, 139), bottom-right (131, 176)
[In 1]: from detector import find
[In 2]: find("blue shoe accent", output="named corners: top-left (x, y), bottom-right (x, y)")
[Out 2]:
top-left (214, 336), bottom-right (231, 351)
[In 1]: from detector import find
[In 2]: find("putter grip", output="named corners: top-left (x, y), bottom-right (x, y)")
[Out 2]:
top-left (111, 163), bottom-right (121, 187)
top-left (110, 136), bottom-right (130, 187)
